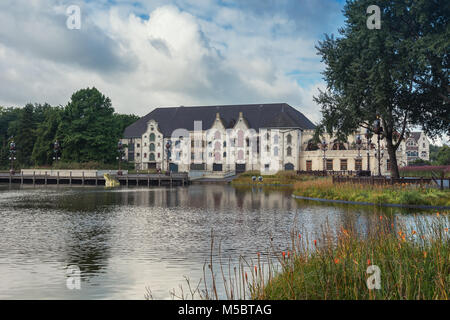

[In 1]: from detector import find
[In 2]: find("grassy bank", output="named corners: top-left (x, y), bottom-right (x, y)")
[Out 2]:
top-left (231, 171), bottom-right (315, 186)
top-left (257, 215), bottom-right (449, 300)
top-left (293, 178), bottom-right (450, 207)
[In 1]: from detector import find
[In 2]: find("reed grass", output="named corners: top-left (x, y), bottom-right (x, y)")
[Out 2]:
top-left (163, 214), bottom-right (449, 300)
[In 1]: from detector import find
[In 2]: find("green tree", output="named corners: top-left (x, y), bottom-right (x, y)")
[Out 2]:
top-left (31, 106), bottom-right (63, 165)
top-left (429, 144), bottom-right (441, 163)
top-left (15, 104), bottom-right (37, 166)
top-left (435, 145), bottom-right (450, 165)
top-left (0, 107), bottom-right (21, 168)
top-left (58, 87), bottom-right (118, 163)
top-left (314, 0), bottom-right (449, 178)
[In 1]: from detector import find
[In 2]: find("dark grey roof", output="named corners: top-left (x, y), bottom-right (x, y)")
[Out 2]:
top-left (123, 103), bottom-right (316, 138)
top-left (408, 132), bottom-right (421, 142)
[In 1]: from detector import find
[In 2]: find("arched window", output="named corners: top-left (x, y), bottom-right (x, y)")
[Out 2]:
top-left (306, 140), bottom-right (319, 151)
top-left (332, 140), bottom-right (346, 150)
top-left (214, 141), bottom-right (221, 151)
top-left (149, 143), bottom-right (155, 151)
top-left (149, 133), bottom-right (155, 141)
top-left (223, 152), bottom-right (227, 158)
top-left (286, 134), bottom-right (292, 144)
top-left (237, 150), bottom-right (244, 160)
top-left (149, 153), bottom-right (155, 161)
top-left (274, 146), bottom-right (279, 156)
top-left (287, 147), bottom-right (292, 156)
top-left (237, 130), bottom-right (244, 147)
top-left (274, 135), bottom-right (279, 145)
top-left (214, 131), bottom-right (221, 140)
top-left (214, 152), bottom-right (221, 162)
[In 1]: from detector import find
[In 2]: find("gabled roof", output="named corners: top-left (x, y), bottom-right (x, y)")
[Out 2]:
top-left (407, 132), bottom-right (422, 142)
top-left (123, 103), bottom-right (316, 138)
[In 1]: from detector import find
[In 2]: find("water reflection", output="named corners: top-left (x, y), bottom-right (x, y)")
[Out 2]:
top-left (0, 184), bottom-right (436, 299)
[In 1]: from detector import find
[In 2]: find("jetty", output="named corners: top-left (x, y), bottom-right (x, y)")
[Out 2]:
top-left (0, 170), bottom-right (189, 187)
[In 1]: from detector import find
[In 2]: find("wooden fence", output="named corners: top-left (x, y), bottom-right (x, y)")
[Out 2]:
top-left (297, 170), bottom-right (369, 177)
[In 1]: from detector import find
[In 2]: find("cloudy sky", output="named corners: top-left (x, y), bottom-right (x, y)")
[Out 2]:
top-left (0, 0), bottom-right (347, 123)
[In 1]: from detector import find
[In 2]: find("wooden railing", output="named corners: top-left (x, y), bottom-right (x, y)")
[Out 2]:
top-left (296, 170), bottom-right (368, 176)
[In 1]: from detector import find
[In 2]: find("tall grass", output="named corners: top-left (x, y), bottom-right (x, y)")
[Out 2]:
top-left (259, 215), bottom-right (449, 300)
top-left (293, 178), bottom-right (450, 207)
top-left (165, 214), bottom-right (449, 300)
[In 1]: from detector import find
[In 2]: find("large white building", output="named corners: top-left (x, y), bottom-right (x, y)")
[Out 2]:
top-left (121, 103), bottom-right (424, 176)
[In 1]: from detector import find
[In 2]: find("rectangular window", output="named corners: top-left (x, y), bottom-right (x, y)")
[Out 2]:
top-left (326, 159), bottom-right (333, 171)
top-left (306, 160), bottom-right (312, 171)
top-left (340, 159), bottom-right (347, 171)
top-left (386, 159), bottom-right (391, 171)
top-left (355, 159), bottom-right (362, 171)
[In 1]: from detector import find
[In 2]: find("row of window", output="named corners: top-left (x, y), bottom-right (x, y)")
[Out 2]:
top-left (305, 159), bottom-right (394, 171)
top-left (306, 159), bottom-right (358, 171)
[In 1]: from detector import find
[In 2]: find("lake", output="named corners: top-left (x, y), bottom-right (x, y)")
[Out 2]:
top-left (0, 184), bottom-right (432, 299)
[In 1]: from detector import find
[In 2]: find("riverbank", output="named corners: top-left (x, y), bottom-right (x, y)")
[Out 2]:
top-left (254, 214), bottom-right (449, 300)
top-left (293, 178), bottom-right (450, 207)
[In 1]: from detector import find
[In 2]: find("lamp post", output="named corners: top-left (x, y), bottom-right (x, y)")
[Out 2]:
top-left (373, 119), bottom-right (384, 176)
top-left (320, 139), bottom-right (328, 172)
top-left (9, 139), bottom-right (16, 175)
top-left (116, 141), bottom-right (124, 175)
top-left (53, 140), bottom-right (61, 165)
top-left (356, 135), bottom-right (362, 159)
top-left (165, 140), bottom-right (172, 174)
top-left (365, 129), bottom-right (373, 174)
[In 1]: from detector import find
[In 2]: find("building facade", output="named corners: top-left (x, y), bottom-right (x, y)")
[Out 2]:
top-left (403, 132), bottom-right (430, 164)
top-left (122, 103), bottom-right (425, 176)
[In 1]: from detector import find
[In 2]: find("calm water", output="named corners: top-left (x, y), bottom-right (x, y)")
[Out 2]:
top-left (0, 184), bottom-right (431, 299)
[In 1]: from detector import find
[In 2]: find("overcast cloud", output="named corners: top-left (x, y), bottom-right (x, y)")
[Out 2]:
top-left (0, 0), bottom-right (346, 123)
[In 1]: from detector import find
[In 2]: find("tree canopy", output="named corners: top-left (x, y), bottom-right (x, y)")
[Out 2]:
top-left (314, 0), bottom-right (449, 178)
top-left (0, 88), bottom-right (139, 169)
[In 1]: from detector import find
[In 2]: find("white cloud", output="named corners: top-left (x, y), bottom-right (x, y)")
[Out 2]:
top-left (0, 0), bottom-right (338, 121)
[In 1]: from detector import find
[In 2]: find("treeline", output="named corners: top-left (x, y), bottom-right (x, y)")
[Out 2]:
top-left (0, 87), bottom-right (139, 169)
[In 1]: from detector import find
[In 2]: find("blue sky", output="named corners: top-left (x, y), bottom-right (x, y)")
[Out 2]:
top-left (0, 0), bottom-right (348, 123)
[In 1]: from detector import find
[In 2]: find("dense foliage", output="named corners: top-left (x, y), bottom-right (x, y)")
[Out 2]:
top-left (0, 87), bottom-right (139, 169)
top-left (314, 0), bottom-right (449, 178)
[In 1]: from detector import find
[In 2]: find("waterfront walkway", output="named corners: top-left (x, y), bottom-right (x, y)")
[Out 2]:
top-left (0, 172), bottom-right (189, 187)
